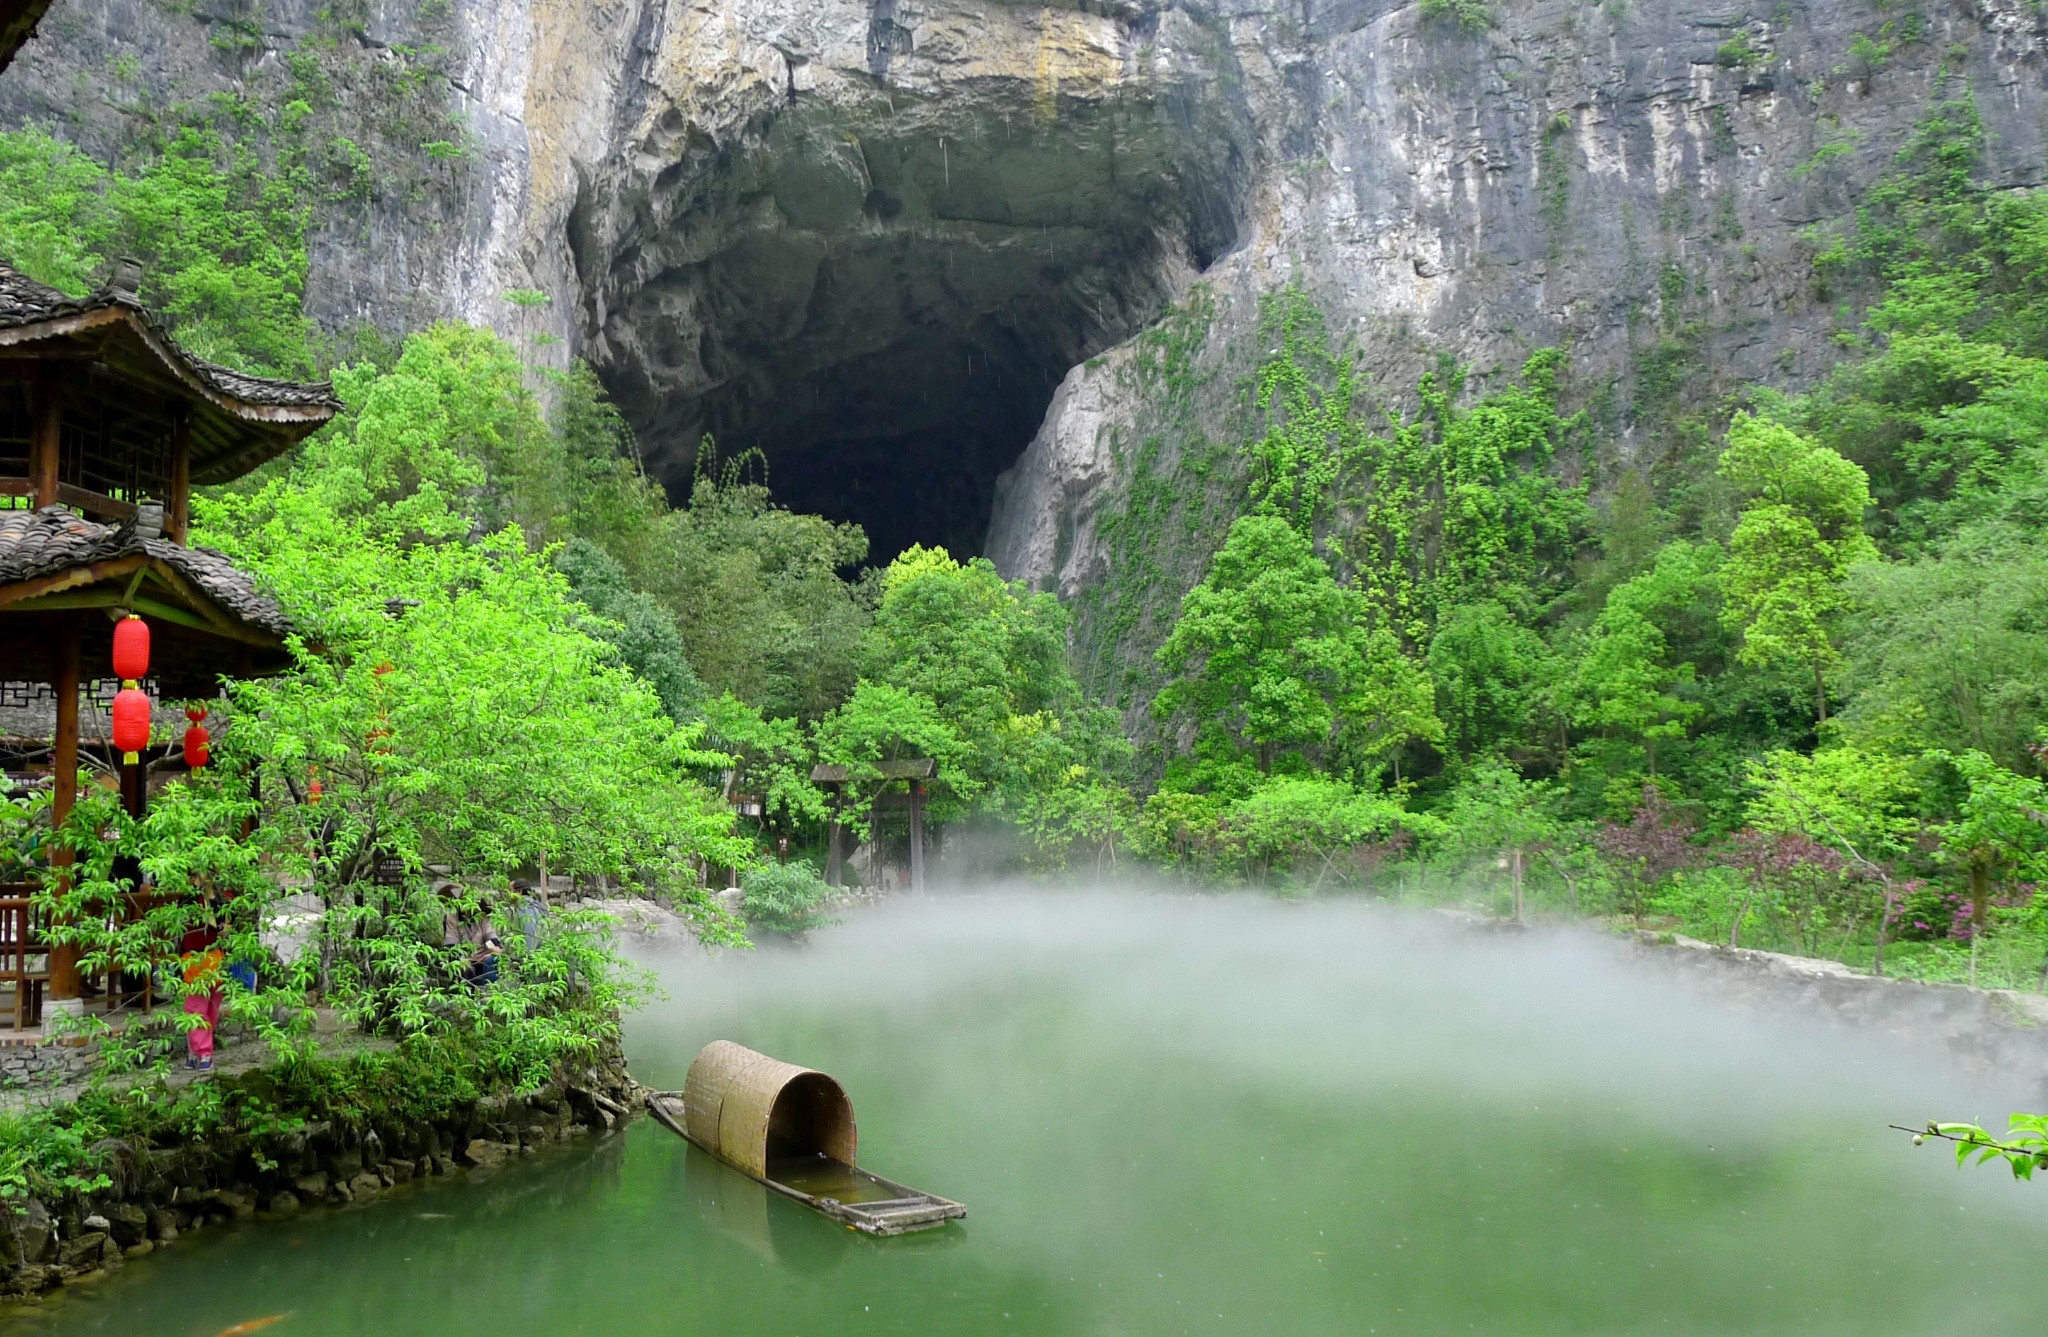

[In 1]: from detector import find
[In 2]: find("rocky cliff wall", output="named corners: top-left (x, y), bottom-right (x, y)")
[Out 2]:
top-left (988, 0), bottom-right (2048, 704)
top-left (6, 0), bottom-right (2046, 590)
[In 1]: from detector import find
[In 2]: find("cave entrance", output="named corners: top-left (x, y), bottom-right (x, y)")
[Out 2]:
top-left (691, 303), bottom-right (1096, 565)
top-left (580, 73), bottom-right (1249, 566)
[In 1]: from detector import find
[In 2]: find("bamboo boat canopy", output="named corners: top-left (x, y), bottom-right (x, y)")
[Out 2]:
top-left (682, 1041), bottom-right (858, 1180)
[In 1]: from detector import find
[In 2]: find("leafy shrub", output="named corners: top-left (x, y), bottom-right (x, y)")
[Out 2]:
top-left (1419, 0), bottom-right (1491, 32)
top-left (741, 860), bottom-right (835, 937)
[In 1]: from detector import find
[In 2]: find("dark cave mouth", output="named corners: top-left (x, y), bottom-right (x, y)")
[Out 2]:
top-left (623, 230), bottom-right (1186, 568)
top-left (684, 322), bottom-right (1072, 565)
top-left (579, 82), bottom-right (1254, 567)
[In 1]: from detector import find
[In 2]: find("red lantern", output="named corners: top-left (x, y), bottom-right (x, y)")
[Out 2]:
top-left (183, 723), bottom-right (210, 769)
top-left (307, 768), bottom-right (323, 804)
top-left (185, 704), bottom-right (208, 724)
top-left (111, 687), bottom-right (152, 763)
top-left (111, 615), bottom-right (150, 684)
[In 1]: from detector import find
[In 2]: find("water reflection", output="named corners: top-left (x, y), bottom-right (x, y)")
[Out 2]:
top-left (13, 891), bottom-right (2048, 1336)
top-left (679, 1141), bottom-right (851, 1273)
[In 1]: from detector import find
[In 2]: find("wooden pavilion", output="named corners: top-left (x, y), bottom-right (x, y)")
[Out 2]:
top-left (0, 261), bottom-right (338, 1030)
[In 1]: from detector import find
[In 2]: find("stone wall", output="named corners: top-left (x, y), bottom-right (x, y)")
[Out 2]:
top-left (1639, 932), bottom-right (2048, 1107)
top-left (0, 1046), bottom-right (639, 1300)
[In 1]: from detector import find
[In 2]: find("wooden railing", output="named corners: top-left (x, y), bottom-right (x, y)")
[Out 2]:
top-left (0, 885), bottom-right (48, 1030)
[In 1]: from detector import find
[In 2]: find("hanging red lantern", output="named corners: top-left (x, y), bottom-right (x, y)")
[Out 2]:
top-left (183, 723), bottom-right (210, 769)
top-left (307, 767), bottom-right (323, 804)
top-left (111, 687), bottom-right (152, 763)
top-left (111, 614), bottom-right (150, 684)
top-left (185, 703), bottom-right (208, 724)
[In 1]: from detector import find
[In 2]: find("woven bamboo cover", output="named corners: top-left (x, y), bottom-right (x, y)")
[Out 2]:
top-left (683, 1040), bottom-right (857, 1179)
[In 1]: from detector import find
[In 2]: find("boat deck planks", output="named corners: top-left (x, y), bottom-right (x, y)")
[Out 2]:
top-left (646, 1091), bottom-right (967, 1236)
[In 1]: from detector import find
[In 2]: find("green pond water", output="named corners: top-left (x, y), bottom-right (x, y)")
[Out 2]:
top-left (13, 892), bottom-right (2046, 1336)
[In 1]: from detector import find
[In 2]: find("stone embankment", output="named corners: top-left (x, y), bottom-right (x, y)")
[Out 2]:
top-left (1639, 932), bottom-right (2048, 1103)
top-left (0, 1048), bottom-right (641, 1301)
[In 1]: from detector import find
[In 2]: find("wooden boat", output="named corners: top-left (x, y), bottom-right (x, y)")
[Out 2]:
top-left (645, 1040), bottom-right (966, 1237)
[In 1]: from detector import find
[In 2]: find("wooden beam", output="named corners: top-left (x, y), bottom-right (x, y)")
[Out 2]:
top-left (47, 613), bottom-right (81, 1003)
top-left (0, 554), bottom-right (146, 608)
top-left (27, 375), bottom-right (59, 508)
top-left (132, 592), bottom-right (280, 647)
top-left (54, 482), bottom-right (136, 522)
top-left (0, 350), bottom-right (101, 364)
top-left (166, 408), bottom-right (190, 544)
top-left (141, 560), bottom-right (271, 641)
top-left (9, 582), bottom-right (284, 649)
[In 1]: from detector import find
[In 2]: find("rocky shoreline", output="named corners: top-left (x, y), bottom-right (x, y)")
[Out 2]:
top-left (0, 1047), bottom-right (643, 1302)
top-left (1634, 931), bottom-right (2048, 1106)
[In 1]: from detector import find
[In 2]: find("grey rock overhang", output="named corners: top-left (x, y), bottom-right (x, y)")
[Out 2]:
top-left (0, 264), bottom-right (340, 483)
top-left (0, 505), bottom-right (293, 639)
top-left (0, 0), bottom-right (52, 75)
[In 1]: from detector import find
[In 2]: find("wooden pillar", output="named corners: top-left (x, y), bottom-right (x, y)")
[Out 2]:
top-left (825, 785), bottom-right (844, 889)
top-left (47, 615), bottom-right (82, 1005)
top-left (28, 377), bottom-right (61, 509)
top-left (165, 409), bottom-right (191, 544)
top-left (907, 781), bottom-right (925, 895)
top-left (121, 755), bottom-right (147, 821)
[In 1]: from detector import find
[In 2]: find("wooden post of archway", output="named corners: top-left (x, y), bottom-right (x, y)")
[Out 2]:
top-left (826, 784), bottom-right (845, 888)
top-left (908, 780), bottom-right (925, 895)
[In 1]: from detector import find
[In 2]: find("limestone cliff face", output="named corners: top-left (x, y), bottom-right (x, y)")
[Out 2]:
top-left (990, 0), bottom-right (2048, 597)
top-left (7, 0), bottom-right (2047, 636)
top-left (500, 0), bottom-right (1255, 559)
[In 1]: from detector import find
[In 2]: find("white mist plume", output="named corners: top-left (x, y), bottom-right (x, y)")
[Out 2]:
top-left (627, 886), bottom-right (2034, 1147)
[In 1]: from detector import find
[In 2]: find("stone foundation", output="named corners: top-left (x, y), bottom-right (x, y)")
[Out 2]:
top-left (0, 1047), bottom-right (640, 1300)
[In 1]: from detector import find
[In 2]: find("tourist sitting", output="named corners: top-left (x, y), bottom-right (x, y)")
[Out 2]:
top-left (440, 885), bottom-right (506, 992)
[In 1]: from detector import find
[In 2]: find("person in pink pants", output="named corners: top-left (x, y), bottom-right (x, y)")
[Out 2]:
top-left (179, 924), bottom-right (223, 1071)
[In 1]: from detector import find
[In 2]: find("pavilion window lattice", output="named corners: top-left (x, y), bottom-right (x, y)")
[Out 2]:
top-left (0, 679), bottom-right (143, 712)
top-left (64, 393), bottom-right (171, 509)
top-left (0, 383), bottom-right (29, 510)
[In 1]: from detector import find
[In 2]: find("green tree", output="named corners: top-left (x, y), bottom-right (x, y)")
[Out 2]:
top-left (1426, 600), bottom-right (1554, 762)
top-left (662, 448), bottom-right (871, 721)
top-left (811, 681), bottom-right (973, 829)
top-left (555, 539), bottom-right (706, 723)
top-left (1744, 745), bottom-right (1922, 969)
top-left (1565, 542), bottom-right (1719, 775)
top-left (1840, 538), bottom-right (2048, 771)
top-left (1436, 758), bottom-right (1561, 921)
top-left (1717, 415), bottom-right (1879, 722)
top-left (860, 545), bottom-right (1100, 809)
top-left (1338, 628), bottom-right (1444, 785)
top-left (31, 344), bottom-right (759, 1070)
top-left (739, 860), bottom-right (836, 938)
top-left (1926, 749), bottom-right (2048, 975)
top-left (1219, 776), bottom-right (1413, 887)
top-left (700, 694), bottom-right (830, 831)
top-left (1154, 514), bottom-right (1372, 776)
